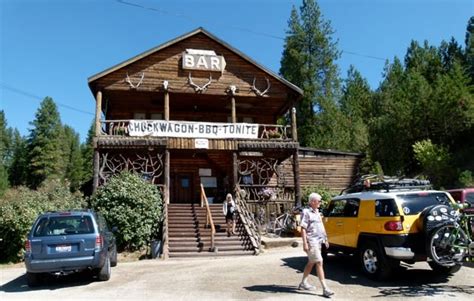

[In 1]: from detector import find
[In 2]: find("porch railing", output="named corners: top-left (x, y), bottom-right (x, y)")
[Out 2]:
top-left (99, 120), bottom-right (292, 140)
top-left (234, 184), bottom-right (261, 254)
top-left (200, 184), bottom-right (216, 252)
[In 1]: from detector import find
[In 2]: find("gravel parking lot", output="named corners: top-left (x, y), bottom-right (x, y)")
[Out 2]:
top-left (1, 246), bottom-right (473, 300)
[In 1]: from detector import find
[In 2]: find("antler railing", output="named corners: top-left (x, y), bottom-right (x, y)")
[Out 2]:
top-left (235, 184), bottom-right (261, 254)
top-left (200, 184), bottom-right (216, 252)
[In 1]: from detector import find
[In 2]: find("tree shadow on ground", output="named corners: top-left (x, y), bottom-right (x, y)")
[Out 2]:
top-left (279, 253), bottom-right (474, 298)
top-left (1, 271), bottom-right (95, 293)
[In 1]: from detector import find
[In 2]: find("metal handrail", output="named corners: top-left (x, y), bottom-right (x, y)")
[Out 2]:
top-left (200, 184), bottom-right (216, 252)
top-left (234, 184), bottom-right (261, 254)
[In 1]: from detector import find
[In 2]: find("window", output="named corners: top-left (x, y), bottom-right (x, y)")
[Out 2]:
top-left (34, 216), bottom-right (94, 236)
top-left (343, 199), bottom-right (360, 217)
top-left (465, 192), bottom-right (474, 206)
top-left (397, 192), bottom-right (451, 215)
top-left (242, 117), bottom-right (254, 123)
top-left (327, 200), bottom-right (347, 217)
top-left (134, 112), bottom-right (146, 119)
top-left (375, 199), bottom-right (399, 217)
top-left (151, 113), bottom-right (163, 120)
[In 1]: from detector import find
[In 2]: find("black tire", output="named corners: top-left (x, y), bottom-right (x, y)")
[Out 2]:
top-left (97, 255), bottom-right (111, 281)
top-left (110, 245), bottom-right (118, 267)
top-left (427, 224), bottom-right (469, 268)
top-left (421, 205), bottom-right (457, 234)
top-left (359, 241), bottom-right (393, 280)
top-left (428, 261), bottom-right (462, 274)
top-left (26, 272), bottom-right (41, 287)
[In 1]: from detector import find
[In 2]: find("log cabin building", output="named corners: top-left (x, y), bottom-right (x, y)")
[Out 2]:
top-left (88, 28), bottom-right (360, 258)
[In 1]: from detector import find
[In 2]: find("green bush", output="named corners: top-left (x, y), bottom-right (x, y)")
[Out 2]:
top-left (0, 179), bottom-right (85, 262)
top-left (90, 172), bottom-right (163, 251)
top-left (300, 185), bottom-right (336, 209)
top-left (458, 170), bottom-right (474, 187)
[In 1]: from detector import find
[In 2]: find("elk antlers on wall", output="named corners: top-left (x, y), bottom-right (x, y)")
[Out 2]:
top-left (188, 73), bottom-right (212, 93)
top-left (250, 77), bottom-right (271, 97)
top-left (125, 72), bottom-right (144, 89)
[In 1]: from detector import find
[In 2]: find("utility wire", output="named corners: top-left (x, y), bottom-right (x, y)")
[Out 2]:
top-left (115, 0), bottom-right (387, 62)
top-left (0, 82), bottom-right (95, 116)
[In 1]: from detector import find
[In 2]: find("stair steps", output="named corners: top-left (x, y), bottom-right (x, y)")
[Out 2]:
top-left (167, 203), bottom-right (255, 258)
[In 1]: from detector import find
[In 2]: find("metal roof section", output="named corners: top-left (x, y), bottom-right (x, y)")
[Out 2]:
top-left (88, 27), bottom-right (303, 96)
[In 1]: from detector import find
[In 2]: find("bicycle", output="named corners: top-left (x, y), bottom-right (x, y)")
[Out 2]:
top-left (427, 203), bottom-right (474, 270)
top-left (268, 207), bottom-right (301, 236)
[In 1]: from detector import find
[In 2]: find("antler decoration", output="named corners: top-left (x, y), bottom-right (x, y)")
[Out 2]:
top-left (125, 72), bottom-right (144, 89)
top-left (251, 77), bottom-right (271, 97)
top-left (188, 73), bottom-right (212, 93)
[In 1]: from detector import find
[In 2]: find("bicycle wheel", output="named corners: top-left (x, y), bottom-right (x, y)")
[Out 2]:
top-left (428, 224), bottom-right (469, 267)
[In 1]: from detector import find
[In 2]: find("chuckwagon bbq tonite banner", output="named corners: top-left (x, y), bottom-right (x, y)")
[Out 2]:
top-left (128, 120), bottom-right (259, 139)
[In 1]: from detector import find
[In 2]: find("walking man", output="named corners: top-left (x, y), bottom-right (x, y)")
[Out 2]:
top-left (298, 192), bottom-right (334, 297)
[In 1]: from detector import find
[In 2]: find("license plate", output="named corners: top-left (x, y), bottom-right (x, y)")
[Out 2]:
top-left (56, 245), bottom-right (72, 252)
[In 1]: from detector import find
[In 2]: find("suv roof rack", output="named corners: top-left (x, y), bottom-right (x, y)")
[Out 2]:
top-left (341, 174), bottom-right (432, 194)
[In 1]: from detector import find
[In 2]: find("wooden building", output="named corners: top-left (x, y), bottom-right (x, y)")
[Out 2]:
top-left (88, 28), bottom-right (305, 257)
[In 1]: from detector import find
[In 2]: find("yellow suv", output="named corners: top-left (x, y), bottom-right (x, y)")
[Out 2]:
top-left (323, 177), bottom-right (459, 280)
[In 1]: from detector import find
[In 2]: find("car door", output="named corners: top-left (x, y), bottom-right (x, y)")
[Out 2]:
top-left (341, 198), bottom-right (360, 248)
top-left (324, 199), bottom-right (347, 247)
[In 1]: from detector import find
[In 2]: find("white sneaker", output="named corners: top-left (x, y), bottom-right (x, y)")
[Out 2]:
top-left (298, 282), bottom-right (315, 291)
top-left (323, 288), bottom-right (334, 297)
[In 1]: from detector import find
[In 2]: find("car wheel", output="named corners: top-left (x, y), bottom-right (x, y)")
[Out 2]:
top-left (97, 255), bottom-right (111, 281)
top-left (428, 261), bottom-right (462, 274)
top-left (359, 241), bottom-right (393, 280)
top-left (110, 245), bottom-right (118, 267)
top-left (26, 272), bottom-right (41, 287)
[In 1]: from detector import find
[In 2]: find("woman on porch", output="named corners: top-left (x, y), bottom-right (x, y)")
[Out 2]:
top-left (223, 193), bottom-right (236, 236)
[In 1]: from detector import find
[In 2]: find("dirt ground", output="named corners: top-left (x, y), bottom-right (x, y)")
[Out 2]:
top-left (1, 246), bottom-right (473, 300)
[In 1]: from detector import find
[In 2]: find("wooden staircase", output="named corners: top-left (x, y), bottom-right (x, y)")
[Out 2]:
top-left (167, 203), bottom-right (256, 258)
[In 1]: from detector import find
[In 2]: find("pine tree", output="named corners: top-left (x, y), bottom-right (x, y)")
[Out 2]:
top-left (465, 16), bottom-right (474, 82)
top-left (339, 66), bottom-right (373, 152)
top-left (27, 97), bottom-right (66, 188)
top-left (280, 0), bottom-right (343, 149)
top-left (0, 111), bottom-right (11, 194)
top-left (64, 125), bottom-right (85, 192)
top-left (8, 129), bottom-right (28, 186)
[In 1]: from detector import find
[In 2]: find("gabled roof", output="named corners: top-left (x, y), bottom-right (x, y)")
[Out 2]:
top-left (88, 27), bottom-right (303, 96)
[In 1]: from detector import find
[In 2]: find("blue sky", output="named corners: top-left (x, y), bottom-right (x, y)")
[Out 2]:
top-left (1, 0), bottom-right (472, 142)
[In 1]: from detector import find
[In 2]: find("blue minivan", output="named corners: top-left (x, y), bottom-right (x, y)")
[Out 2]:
top-left (24, 210), bottom-right (117, 286)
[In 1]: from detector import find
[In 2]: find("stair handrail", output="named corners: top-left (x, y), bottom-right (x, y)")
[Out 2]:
top-left (162, 201), bottom-right (169, 259)
top-left (234, 184), bottom-right (261, 254)
top-left (200, 184), bottom-right (216, 252)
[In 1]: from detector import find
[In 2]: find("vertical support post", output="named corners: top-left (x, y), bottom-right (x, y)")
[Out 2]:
top-left (92, 148), bottom-right (99, 194)
top-left (164, 150), bottom-right (170, 204)
top-left (293, 150), bottom-right (301, 207)
top-left (231, 96), bottom-right (236, 123)
top-left (291, 106), bottom-right (297, 142)
top-left (164, 90), bottom-right (169, 121)
top-left (95, 90), bottom-right (102, 136)
top-left (233, 152), bottom-right (238, 188)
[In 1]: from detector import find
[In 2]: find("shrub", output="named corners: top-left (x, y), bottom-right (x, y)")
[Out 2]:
top-left (89, 172), bottom-right (163, 251)
top-left (0, 179), bottom-right (85, 262)
top-left (458, 170), bottom-right (474, 187)
top-left (300, 185), bottom-right (336, 209)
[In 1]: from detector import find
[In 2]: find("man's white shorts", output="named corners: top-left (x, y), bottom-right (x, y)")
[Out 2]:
top-left (306, 243), bottom-right (323, 263)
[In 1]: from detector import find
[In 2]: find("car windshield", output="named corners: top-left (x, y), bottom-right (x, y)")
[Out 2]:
top-left (33, 215), bottom-right (94, 236)
top-left (396, 192), bottom-right (452, 215)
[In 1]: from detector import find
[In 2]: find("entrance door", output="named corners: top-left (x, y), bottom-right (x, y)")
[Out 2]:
top-left (171, 173), bottom-right (194, 203)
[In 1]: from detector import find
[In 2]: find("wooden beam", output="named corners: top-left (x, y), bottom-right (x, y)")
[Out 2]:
top-left (164, 150), bottom-right (170, 204)
top-left (291, 106), bottom-right (297, 142)
top-left (231, 96), bottom-right (236, 123)
top-left (293, 150), bottom-right (301, 207)
top-left (233, 152), bottom-right (238, 187)
top-left (92, 149), bottom-right (99, 194)
top-left (164, 91), bottom-right (170, 121)
top-left (95, 90), bottom-right (102, 136)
